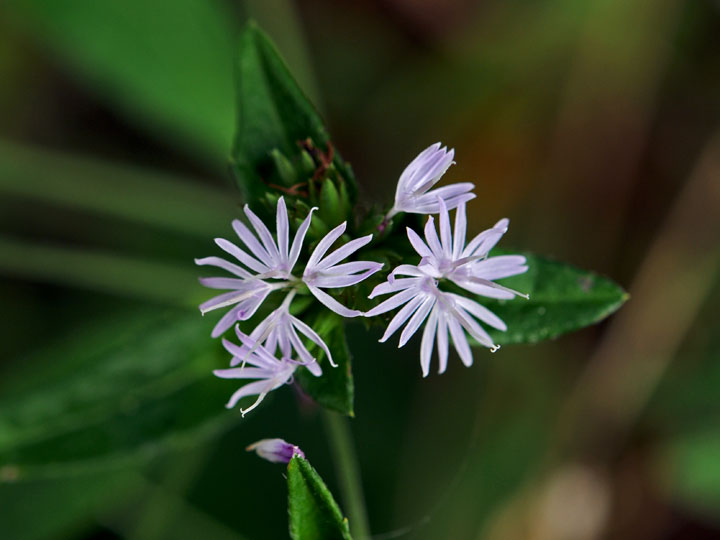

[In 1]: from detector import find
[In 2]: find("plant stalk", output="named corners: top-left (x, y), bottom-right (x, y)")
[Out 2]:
top-left (322, 410), bottom-right (371, 539)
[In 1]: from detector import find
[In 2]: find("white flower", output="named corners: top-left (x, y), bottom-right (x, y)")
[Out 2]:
top-left (397, 198), bottom-right (529, 300)
top-left (367, 199), bottom-right (529, 375)
top-left (388, 142), bottom-right (475, 218)
top-left (214, 326), bottom-right (319, 416)
top-left (197, 197), bottom-right (382, 336)
top-left (196, 196), bottom-right (314, 337)
top-left (365, 276), bottom-right (507, 376)
top-left (302, 221), bottom-right (383, 318)
top-left (246, 291), bottom-right (334, 373)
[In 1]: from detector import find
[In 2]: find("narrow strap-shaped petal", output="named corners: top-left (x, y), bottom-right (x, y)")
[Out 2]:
top-left (436, 312), bottom-right (449, 374)
top-left (210, 304), bottom-right (244, 338)
top-left (276, 196), bottom-right (289, 262)
top-left (195, 256), bottom-right (252, 278)
top-left (198, 277), bottom-right (256, 290)
top-left (462, 218), bottom-right (508, 258)
top-left (223, 337), bottom-right (277, 369)
top-left (213, 367), bottom-right (272, 379)
top-left (379, 294), bottom-right (425, 342)
top-left (322, 261), bottom-right (383, 276)
top-left (438, 198), bottom-right (452, 257)
top-left (215, 238), bottom-right (268, 274)
top-left (307, 285), bottom-right (362, 318)
top-left (453, 305), bottom-right (495, 348)
top-left (447, 316), bottom-right (473, 367)
top-left (389, 264), bottom-right (427, 279)
top-left (420, 307), bottom-right (439, 377)
top-left (472, 256), bottom-right (528, 280)
top-left (243, 206), bottom-right (280, 262)
top-left (232, 219), bottom-right (273, 267)
top-left (450, 294), bottom-right (507, 331)
top-left (423, 216), bottom-right (443, 259)
top-left (396, 143), bottom-right (442, 196)
top-left (311, 268), bottom-right (381, 289)
top-left (288, 207), bottom-right (317, 270)
top-left (286, 327), bottom-right (315, 364)
top-left (453, 202), bottom-right (467, 260)
top-left (463, 275), bottom-right (528, 299)
top-left (399, 295), bottom-right (436, 347)
top-left (406, 227), bottom-right (432, 257)
top-left (365, 287), bottom-right (418, 317)
top-left (409, 147), bottom-right (454, 193)
top-left (369, 277), bottom-right (422, 299)
top-left (306, 222), bottom-right (347, 270)
top-left (291, 315), bottom-right (336, 367)
top-left (412, 193), bottom-right (475, 215)
top-left (451, 277), bottom-right (516, 299)
top-left (223, 379), bottom-right (275, 409)
top-left (315, 234), bottom-right (373, 270)
top-left (200, 290), bottom-right (247, 314)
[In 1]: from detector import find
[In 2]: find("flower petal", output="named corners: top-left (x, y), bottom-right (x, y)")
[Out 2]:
top-left (276, 196), bottom-right (290, 262)
top-left (288, 207), bottom-right (317, 270)
top-left (420, 307), bottom-right (439, 377)
top-left (307, 285), bottom-right (362, 318)
top-left (398, 295), bottom-right (436, 347)
top-left (306, 222), bottom-right (347, 271)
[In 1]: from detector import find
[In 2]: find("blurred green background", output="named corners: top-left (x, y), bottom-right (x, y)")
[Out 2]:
top-left (1, 0), bottom-right (719, 539)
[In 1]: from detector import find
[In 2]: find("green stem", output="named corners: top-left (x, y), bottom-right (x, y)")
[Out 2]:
top-left (322, 410), bottom-right (371, 540)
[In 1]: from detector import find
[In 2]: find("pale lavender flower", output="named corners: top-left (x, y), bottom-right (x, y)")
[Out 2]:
top-left (302, 221), bottom-right (383, 317)
top-left (246, 438), bottom-right (305, 464)
top-left (368, 199), bottom-right (529, 375)
top-left (398, 198), bottom-right (529, 300)
top-left (244, 291), bottom-right (333, 373)
top-left (388, 142), bottom-right (475, 218)
top-left (214, 326), bottom-right (319, 416)
top-left (196, 197), bottom-right (315, 337)
top-left (366, 276), bottom-right (507, 376)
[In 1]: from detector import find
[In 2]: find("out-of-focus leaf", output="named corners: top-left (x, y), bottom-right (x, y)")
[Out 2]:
top-left (232, 22), bottom-right (356, 204)
top-left (0, 469), bottom-right (140, 540)
top-left (479, 251), bottom-right (627, 345)
top-left (287, 455), bottom-right (352, 540)
top-left (0, 140), bottom-right (237, 237)
top-left (657, 429), bottom-right (720, 519)
top-left (0, 311), bottom-right (231, 479)
top-left (295, 312), bottom-right (354, 417)
top-left (6, 0), bottom-right (236, 164)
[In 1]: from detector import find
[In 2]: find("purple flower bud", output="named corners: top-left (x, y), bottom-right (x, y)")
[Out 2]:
top-left (246, 438), bottom-right (305, 464)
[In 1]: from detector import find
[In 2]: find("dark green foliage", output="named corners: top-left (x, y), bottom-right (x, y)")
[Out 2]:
top-left (287, 456), bottom-right (352, 540)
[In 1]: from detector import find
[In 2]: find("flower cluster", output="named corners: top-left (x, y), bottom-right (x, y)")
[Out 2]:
top-left (367, 197), bottom-right (528, 376)
top-left (196, 142), bottom-right (528, 413)
top-left (197, 196), bottom-right (381, 415)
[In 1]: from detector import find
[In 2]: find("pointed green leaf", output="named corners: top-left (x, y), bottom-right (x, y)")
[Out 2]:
top-left (232, 22), bottom-right (356, 204)
top-left (287, 456), bottom-right (352, 540)
top-left (479, 252), bottom-right (628, 345)
top-left (295, 312), bottom-right (354, 416)
top-left (0, 311), bottom-right (230, 479)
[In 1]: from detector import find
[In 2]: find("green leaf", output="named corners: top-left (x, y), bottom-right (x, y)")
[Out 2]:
top-left (7, 0), bottom-right (237, 165)
top-left (0, 311), bottom-right (231, 479)
top-left (478, 251), bottom-right (628, 345)
top-left (295, 313), bottom-right (354, 416)
top-left (231, 22), bottom-right (356, 204)
top-left (287, 456), bottom-right (352, 540)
